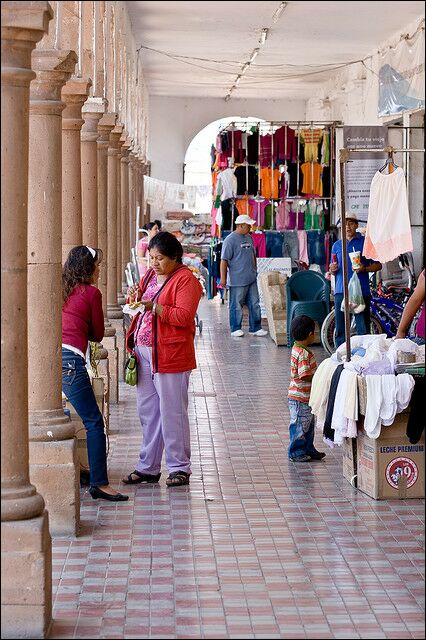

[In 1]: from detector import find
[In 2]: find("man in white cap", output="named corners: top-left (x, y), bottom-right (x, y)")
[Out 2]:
top-left (219, 214), bottom-right (268, 337)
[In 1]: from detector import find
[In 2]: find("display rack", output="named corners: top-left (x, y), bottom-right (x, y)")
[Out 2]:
top-left (213, 120), bottom-right (341, 233)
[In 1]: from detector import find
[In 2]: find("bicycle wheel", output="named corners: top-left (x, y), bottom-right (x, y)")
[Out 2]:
top-left (320, 310), bottom-right (336, 355)
top-left (370, 315), bottom-right (383, 335)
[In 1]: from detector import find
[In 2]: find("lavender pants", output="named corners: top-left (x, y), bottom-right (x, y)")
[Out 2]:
top-left (135, 346), bottom-right (191, 475)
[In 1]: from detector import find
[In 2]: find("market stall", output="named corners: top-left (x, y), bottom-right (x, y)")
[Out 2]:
top-left (310, 144), bottom-right (426, 499)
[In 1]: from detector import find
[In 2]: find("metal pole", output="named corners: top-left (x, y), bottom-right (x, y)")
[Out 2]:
top-left (339, 148), bottom-right (351, 362)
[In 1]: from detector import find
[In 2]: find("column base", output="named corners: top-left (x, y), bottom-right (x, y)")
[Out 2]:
top-left (104, 324), bottom-right (116, 337)
top-left (29, 439), bottom-right (80, 537)
top-left (29, 408), bottom-right (74, 441)
top-left (117, 294), bottom-right (125, 305)
top-left (102, 334), bottom-right (119, 404)
top-left (1, 511), bottom-right (52, 639)
top-left (107, 304), bottom-right (123, 319)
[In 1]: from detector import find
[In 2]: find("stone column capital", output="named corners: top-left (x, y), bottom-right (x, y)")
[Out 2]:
top-left (62, 77), bottom-right (92, 130)
top-left (81, 96), bottom-right (108, 141)
top-left (108, 123), bottom-right (123, 152)
top-left (30, 49), bottom-right (77, 116)
top-left (1, 2), bottom-right (53, 88)
top-left (97, 111), bottom-right (117, 146)
top-left (1, 1), bottom-right (53, 42)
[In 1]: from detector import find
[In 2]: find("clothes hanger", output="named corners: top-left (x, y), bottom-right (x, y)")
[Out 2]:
top-left (379, 148), bottom-right (399, 174)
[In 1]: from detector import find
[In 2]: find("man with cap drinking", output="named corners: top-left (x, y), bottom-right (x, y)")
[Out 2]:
top-left (219, 214), bottom-right (268, 337)
top-left (329, 215), bottom-right (382, 348)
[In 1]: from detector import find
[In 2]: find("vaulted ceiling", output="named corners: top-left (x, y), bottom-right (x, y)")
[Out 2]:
top-left (126, 0), bottom-right (425, 100)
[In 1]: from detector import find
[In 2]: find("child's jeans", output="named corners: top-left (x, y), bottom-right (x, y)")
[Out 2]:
top-left (288, 398), bottom-right (316, 459)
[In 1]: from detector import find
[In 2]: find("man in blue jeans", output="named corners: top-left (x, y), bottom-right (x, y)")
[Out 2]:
top-left (329, 216), bottom-right (382, 348)
top-left (220, 214), bottom-right (268, 338)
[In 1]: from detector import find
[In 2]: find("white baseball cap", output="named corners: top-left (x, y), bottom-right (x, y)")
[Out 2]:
top-left (235, 214), bottom-right (255, 226)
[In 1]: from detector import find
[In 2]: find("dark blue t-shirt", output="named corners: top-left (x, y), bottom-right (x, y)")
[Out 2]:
top-left (331, 234), bottom-right (379, 296)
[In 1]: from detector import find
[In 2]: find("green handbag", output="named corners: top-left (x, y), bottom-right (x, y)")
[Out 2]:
top-left (124, 353), bottom-right (138, 386)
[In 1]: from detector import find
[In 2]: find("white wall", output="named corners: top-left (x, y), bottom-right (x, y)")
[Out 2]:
top-left (148, 96), bottom-right (306, 215)
top-left (305, 16), bottom-right (424, 276)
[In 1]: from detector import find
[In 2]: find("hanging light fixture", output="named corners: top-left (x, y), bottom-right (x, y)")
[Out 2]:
top-left (259, 28), bottom-right (269, 45)
top-left (271, 2), bottom-right (288, 24)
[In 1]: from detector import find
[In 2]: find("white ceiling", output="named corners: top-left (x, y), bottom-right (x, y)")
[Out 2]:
top-left (126, 1), bottom-right (425, 100)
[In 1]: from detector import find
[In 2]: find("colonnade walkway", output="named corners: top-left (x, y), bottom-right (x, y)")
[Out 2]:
top-left (50, 298), bottom-right (425, 639)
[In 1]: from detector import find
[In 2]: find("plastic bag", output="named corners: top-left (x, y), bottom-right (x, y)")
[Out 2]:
top-left (341, 272), bottom-right (365, 314)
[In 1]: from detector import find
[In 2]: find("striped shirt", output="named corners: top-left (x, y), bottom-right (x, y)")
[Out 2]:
top-left (288, 343), bottom-right (317, 403)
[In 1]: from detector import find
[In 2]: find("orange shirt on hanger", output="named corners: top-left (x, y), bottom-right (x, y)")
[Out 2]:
top-left (235, 197), bottom-right (252, 216)
top-left (301, 162), bottom-right (323, 196)
top-left (260, 168), bottom-right (280, 199)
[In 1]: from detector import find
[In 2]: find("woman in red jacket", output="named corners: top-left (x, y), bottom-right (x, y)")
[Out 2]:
top-left (123, 232), bottom-right (202, 487)
top-left (62, 246), bottom-right (128, 502)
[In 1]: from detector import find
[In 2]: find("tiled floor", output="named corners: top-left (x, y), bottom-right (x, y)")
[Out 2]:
top-left (50, 298), bottom-right (425, 639)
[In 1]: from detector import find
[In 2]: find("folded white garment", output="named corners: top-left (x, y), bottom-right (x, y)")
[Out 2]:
top-left (395, 373), bottom-right (415, 412)
top-left (309, 358), bottom-right (338, 426)
top-left (380, 375), bottom-right (397, 427)
top-left (344, 370), bottom-right (359, 422)
top-left (364, 375), bottom-right (382, 438)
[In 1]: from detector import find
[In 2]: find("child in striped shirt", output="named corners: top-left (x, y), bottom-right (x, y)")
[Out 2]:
top-left (288, 315), bottom-right (326, 462)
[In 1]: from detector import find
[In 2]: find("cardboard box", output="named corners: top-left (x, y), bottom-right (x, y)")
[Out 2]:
top-left (356, 411), bottom-right (425, 500)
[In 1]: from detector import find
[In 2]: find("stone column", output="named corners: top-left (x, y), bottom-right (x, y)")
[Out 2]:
top-left (120, 140), bottom-right (131, 292)
top-left (128, 153), bottom-right (136, 252)
top-left (28, 48), bottom-right (80, 538)
top-left (97, 113), bottom-right (119, 403)
top-left (116, 131), bottom-right (125, 304)
top-left (81, 97), bottom-right (106, 247)
top-left (97, 112), bottom-right (115, 327)
top-left (61, 77), bottom-right (91, 263)
top-left (1, 3), bottom-right (53, 637)
top-left (107, 123), bottom-right (123, 319)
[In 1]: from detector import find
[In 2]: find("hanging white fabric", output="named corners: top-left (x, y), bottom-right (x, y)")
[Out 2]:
top-left (363, 167), bottom-right (413, 263)
top-left (144, 176), bottom-right (210, 210)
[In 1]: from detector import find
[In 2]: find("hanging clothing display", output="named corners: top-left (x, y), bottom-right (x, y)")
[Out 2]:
top-left (363, 167), bottom-right (413, 262)
top-left (216, 168), bottom-right (237, 201)
top-left (301, 162), bottom-right (323, 196)
top-left (260, 167), bottom-right (280, 199)
top-left (300, 129), bottom-right (323, 162)
top-left (234, 165), bottom-right (258, 195)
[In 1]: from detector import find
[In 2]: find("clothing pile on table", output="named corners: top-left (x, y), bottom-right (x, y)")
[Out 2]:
top-left (309, 334), bottom-right (425, 446)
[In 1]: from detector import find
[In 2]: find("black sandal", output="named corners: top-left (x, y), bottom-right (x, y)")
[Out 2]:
top-left (166, 471), bottom-right (190, 487)
top-left (122, 470), bottom-right (161, 485)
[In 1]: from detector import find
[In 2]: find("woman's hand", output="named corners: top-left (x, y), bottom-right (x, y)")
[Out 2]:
top-left (127, 285), bottom-right (140, 303)
top-left (141, 299), bottom-right (153, 311)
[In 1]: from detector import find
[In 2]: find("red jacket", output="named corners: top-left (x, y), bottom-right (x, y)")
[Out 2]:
top-left (62, 284), bottom-right (104, 354)
top-left (126, 266), bottom-right (202, 373)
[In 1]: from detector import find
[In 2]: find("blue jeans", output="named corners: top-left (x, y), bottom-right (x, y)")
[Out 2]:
top-left (334, 293), bottom-right (371, 348)
top-left (62, 348), bottom-right (108, 487)
top-left (228, 282), bottom-right (262, 333)
top-left (307, 230), bottom-right (326, 265)
top-left (288, 399), bottom-right (316, 459)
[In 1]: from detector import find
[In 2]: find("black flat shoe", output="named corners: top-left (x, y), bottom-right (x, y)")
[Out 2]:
top-left (122, 470), bottom-right (161, 485)
top-left (89, 487), bottom-right (129, 501)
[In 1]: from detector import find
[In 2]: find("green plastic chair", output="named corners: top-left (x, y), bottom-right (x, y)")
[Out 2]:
top-left (286, 271), bottom-right (330, 347)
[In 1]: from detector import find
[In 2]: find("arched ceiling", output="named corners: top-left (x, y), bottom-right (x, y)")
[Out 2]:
top-left (126, 0), bottom-right (425, 99)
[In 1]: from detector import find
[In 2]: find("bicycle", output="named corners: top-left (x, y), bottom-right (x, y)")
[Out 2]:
top-left (320, 255), bottom-right (417, 354)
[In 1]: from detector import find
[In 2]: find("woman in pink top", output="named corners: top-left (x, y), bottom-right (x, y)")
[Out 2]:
top-left (396, 269), bottom-right (425, 344)
top-left (137, 221), bottom-right (160, 275)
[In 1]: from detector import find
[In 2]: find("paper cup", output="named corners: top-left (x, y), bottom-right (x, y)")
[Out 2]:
top-left (349, 251), bottom-right (361, 270)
